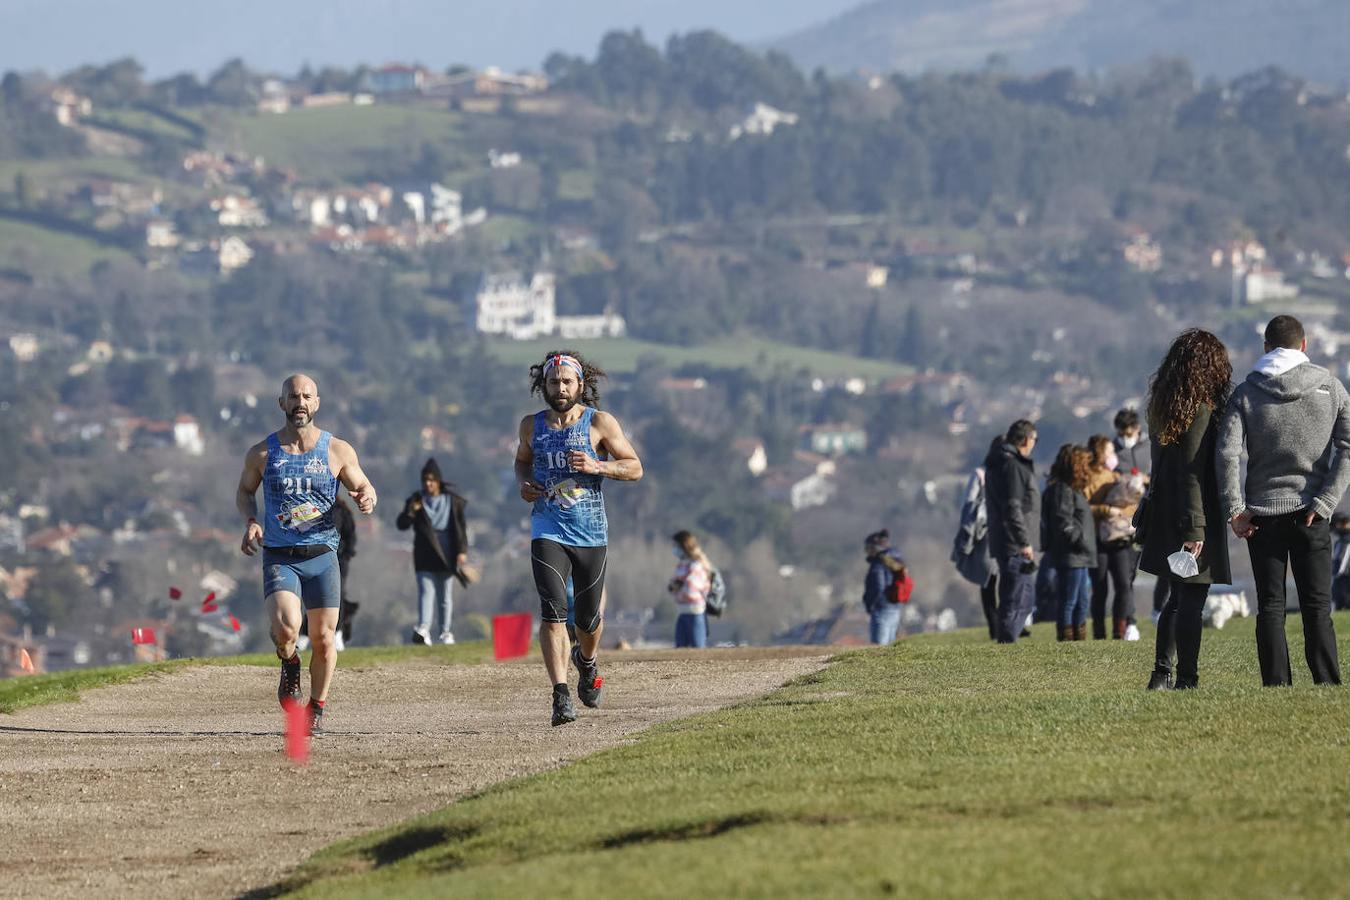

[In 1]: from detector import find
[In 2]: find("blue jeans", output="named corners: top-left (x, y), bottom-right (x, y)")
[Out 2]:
top-left (869, 604), bottom-right (901, 645)
top-left (674, 612), bottom-right (707, 648)
top-left (1056, 566), bottom-right (1091, 628)
top-left (415, 571), bottom-right (454, 635)
top-left (997, 556), bottom-right (1037, 643)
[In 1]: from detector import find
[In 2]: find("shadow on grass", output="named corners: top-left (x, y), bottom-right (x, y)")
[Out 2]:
top-left (366, 824), bottom-right (478, 869)
top-left (598, 812), bottom-right (775, 849)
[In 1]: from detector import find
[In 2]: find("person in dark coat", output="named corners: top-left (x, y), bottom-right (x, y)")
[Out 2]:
top-left (1138, 329), bottom-right (1233, 690)
top-left (986, 419), bottom-right (1041, 643)
top-left (395, 458), bottom-right (468, 644)
top-left (1042, 444), bottom-right (1097, 641)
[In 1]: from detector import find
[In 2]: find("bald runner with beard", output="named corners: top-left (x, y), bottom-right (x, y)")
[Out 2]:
top-left (235, 374), bottom-right (377, 735)
top-left (514, 352), bottom-right (643, 726)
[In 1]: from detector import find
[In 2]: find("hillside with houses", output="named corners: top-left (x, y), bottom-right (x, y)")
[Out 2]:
top-left (3, 34), bottom-right (1350, 672)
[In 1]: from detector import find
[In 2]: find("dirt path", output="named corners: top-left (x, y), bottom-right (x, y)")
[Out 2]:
top-left (0, 647), bottom-right (829, 899)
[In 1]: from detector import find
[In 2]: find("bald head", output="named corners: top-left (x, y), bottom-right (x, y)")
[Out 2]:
top-left (279, 374), bottom-right (320, 429)
top-left (281, 373), bottom-right (318, 397)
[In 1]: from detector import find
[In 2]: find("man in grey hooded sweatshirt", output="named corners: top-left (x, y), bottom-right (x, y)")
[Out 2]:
top-left (1218, 315), bottom-right (1348, 686)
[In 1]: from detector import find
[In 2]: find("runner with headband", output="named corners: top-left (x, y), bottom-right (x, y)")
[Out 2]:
top-left (514, 352), bottom-right (643, 726)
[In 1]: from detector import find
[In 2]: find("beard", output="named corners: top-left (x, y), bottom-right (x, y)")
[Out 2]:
top-left (546, 391), bottom-right (578, 413)
top-left (287, 408), bottom-right (313, 427)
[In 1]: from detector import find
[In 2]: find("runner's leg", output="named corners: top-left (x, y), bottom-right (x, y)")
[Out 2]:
top-left (306, 607), bottom-right (341, 702)
top-left (532, 540), bottom-right (573, 686)
top-left (302, 554), bottom-right (343, 703)
top-left (267, 591), bottom-right (304, 659)
top-left (569, 545), bottom-right (607, 660)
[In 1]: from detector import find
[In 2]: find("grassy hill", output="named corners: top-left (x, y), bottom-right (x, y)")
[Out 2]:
top-left (266, 613), bottom-right (1350, 898)
top-left (485, 336), bottom-right (914, 380)
top-left (196, 103), bottom-right (463, 181)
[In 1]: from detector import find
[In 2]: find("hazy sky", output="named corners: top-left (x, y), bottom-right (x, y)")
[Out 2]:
top-left (1, 0), bottom-right (860, 78)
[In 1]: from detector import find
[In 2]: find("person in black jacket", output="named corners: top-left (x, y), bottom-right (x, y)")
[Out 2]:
top-left (1138, 329), bottom-right (1233, 690)
top-left (395, 458), bottom-right (468, 644)
top-left (986, 419), bottom-right (1041, 643)
top-left (1042, 444), bottom-right (1096, 641)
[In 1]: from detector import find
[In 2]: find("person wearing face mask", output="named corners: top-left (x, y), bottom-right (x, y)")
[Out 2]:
top-left (1087, 433), bottom-right (1141, 640)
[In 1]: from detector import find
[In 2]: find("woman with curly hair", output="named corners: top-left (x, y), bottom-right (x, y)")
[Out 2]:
top-left (1139, 329), bottom-right (1233, 690)
top-left (1042, 444), bottom-right (1097, 640)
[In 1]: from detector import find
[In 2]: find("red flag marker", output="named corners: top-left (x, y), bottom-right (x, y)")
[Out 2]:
top-left (283, 699), bottom-right (310, 765)
top-left (228, 615), bottom-right (241, 632)
top-left (168, 586), bottom-right (182, 600)
top-left (492, 613), bottom-right (533, 660)
top-left (18, 648), bottom-right (35, 674)
top-left (131, 627), bottom-right (157, 645)
top-left (201, 593), bottom-right (218, 613)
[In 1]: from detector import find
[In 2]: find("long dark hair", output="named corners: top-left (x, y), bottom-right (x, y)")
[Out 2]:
top-left (529, 350), bottom-right (608, 408)
top-left (1146, 329), bottom-right (1232, 446)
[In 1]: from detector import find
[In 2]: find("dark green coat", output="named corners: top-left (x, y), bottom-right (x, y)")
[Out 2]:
top-left (1139, 404), bottom-right (1232, 585)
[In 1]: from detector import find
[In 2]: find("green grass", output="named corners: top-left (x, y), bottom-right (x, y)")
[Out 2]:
top-left (274, 613), bottom-right (1350, 898)
top-left (203, 103), bottom-right (461, 179)
top-left (0, 217), bottom-right (136, 283)
top-left (485, 336), bottom-right (912, 380)
top-left (0, 642), bottom-right (494, 714)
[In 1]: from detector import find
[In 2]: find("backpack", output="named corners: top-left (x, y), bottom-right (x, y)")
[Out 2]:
top-left (885, 569), bottom-right (913, 604)
top-left (705, 569), bottom-right (728, 617)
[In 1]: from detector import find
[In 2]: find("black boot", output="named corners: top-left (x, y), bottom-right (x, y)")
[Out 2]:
top-left (1146, 670), bottom-right (1173, 691)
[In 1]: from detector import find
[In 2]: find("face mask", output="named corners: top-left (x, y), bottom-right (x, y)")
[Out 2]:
top-left (1105, 451), bottom-right (1119, 471)
top-left (1120, 433), bottom-right (1139, 449)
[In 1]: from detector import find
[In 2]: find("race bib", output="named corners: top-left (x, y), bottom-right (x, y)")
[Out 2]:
top-left (550, 478), bottom-right (586, 509)
top-left (276, 501), bottom-right (323, 532)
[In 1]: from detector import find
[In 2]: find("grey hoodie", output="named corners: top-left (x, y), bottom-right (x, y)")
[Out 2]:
top-left (1217, 354), bottom-right (1350, 520)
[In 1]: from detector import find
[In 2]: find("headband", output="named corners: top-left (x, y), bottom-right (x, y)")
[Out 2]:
top-left (543, 354), bottom-right (584, 382)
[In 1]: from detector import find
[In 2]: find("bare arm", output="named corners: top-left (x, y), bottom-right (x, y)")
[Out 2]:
top-left (235, 442), bottom-right (267, 555)
top-left (331, 438), bottom-right (377, 514)
top-left (569, 411), bottom-right (643, 482)
top-left (515, 415), bottom-right (545, 502)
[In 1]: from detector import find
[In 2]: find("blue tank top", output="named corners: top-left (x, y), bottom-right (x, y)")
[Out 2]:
top-left (262, 431), bottom-right (339, 551)
top-left (531, 407), bottom-right (608, 547)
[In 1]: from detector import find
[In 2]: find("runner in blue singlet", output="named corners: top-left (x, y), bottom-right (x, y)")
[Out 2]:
top-left (235, 374), bottom-right (378, 736)
top-left (514, 352), bottom-right (643, 726)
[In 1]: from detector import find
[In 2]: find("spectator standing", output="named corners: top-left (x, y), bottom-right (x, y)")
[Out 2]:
top-left (952, 437), bottom-right (1002, 640)
top-left (1042, 445), bottom-right (1096, 641)
top-left (1114, 408), bottom-right (1169, 626)
top-left (1139, 329), bottom-right (1233, 690)
top-left (1332, 513), bottom-right (1350, 611)
top-left (1087, 434), bottom-right (1141, 640)
top-left (1218, 315), bottom-right (1347, 687)
top-left (862, 529), bottom-right (907, 645)
top-left (669, 530), bottom-right (712, 648)
top-left (395, 458), bottom-right (468, 645)
top-left (986, 420), bottom-right (1041, 643)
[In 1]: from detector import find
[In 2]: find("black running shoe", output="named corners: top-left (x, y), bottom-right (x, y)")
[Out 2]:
top-left (1146, 670), bottom-right (1174, 691)
top-left (551, 690), bottom-right (577, 727)
top-left (278, 654), bottom-right (302, 707)
top-left (571, 645), bottom-right (603, 709)
top-left (308, 704), bottom-right (325, 737)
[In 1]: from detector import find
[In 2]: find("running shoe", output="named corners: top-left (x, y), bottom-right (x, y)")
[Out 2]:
top-left (551, 690), bottom-right (577, 727)
top-left (438, 631), bottom-right (455, 645)
top-left (278, 653), bottom-right (302, 707)
top-left (1124, 624), bottom-right (1141, 642)
top-left (571, 645), bottom-right (603, 708)
top-left (308, 703), bottom-right (325, 737)
top-left (411, 626), bottom-right (431, 645)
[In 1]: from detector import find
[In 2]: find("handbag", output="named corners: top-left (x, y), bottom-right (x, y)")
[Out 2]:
top-left (1131, 490), bottom-right (1151, 548)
